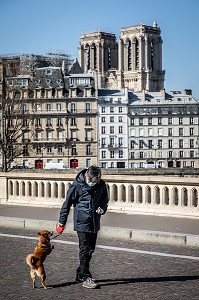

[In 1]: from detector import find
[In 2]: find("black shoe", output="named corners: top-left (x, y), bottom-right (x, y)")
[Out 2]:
top-left (76, 274), bottom-right (83, 282)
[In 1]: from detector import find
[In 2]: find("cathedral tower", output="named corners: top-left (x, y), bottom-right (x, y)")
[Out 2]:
top-left (117, 21), bottom-right (165, 91)
top-left (78, 31), bottom-right (118, 88)
top-left (78, 22), bottom-right (165, 92)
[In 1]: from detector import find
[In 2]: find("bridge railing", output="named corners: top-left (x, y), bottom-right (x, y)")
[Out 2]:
top-left (0, 172), bottom-right (199, 218)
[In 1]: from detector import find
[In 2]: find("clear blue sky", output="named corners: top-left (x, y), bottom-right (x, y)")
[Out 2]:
top-left (0, 0), bottom-right (199, 98)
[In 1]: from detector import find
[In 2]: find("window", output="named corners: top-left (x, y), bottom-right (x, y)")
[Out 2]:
top-left (148, 117), bottom-right (152, 125)
top-left (71, 145), bottom-right (76, 155)
top-left (158, 117), bottom-right (162, 125)
top-left (131, 152), bottom-right (135, 159)
top-left (71, 103), bottom-right (76, 113)
top-left (190, 117), bottom-right (194, 124)
top-left (46, 117), bottom-right (52, 126)
top-left (36, 104), bottom-right (41, 111)
top-left (47, 146), bottom-right (52, 153)
top-left (110, 151), bottom-right (114, 158)
top-left (36, 146), bottom-right (41, 154)
top-left (118, 116), bottom-right (123, 122)
top-left (110, 137), bottom-right (114, 146)
top-left (57, 130), bottom-right (63, 140)
top-left (179, 139), bottom-right (183, 148)
top-left (131, 118), bottom-right (135, 125)
top-left (22, 104), bottom-right (26, 113)
top-left (119, 150), bottom-right (123, 158)
top-left (119, 126), bottom-right (123, 133)
top-left (158, 140), bottom-right (162, 149)
top-left (71, 130), bottom-right (77, 140)
top-left (35, 118), bottom-right (41, 127)
top-left (190, 128), bottom-right (194, 136)
top-left (85, 116), bottom-right (91, 125)
top-left (110, 116), bottom-right (114, 122)
top-left (102, 151), bottom-right (106, 158)
top-left (57, 146), bottom-right (63, 153)
top-left (101, 107), bottom-right (106, 113)
top-left (57, 117), bottom-right (62, 126)
top-left (46, 130), bottom-right (52, 140)
top-left (168, 128), bottom-right (173, 136)
top-left (118, 137), bottom-right (123, 146)
top-left (139, 118), bottom-right (143, 125)
top-left (101, 126), bottom-right (106, 134)
top-left (85, 130), bottom-right (91, 141)
top-left (86, 145), bottom-right (91, 155)
top-left (130, 141), bottom-right (135, 149)
top-left (179, 117), bottom-right (183, 125)
top-left (148, 128), bottom-right (153, 136)
top-left (168, 140), bottom-right (173, 149)
top-left (46, 69), bottom-right (52, 75)
top-left (190, 150), bottom-right (194, 158)
top-left (46, 104), bottom-right (51, 111)
top-left (168, 117), bottom-right (172, 125)
top-left (110, 126), bottom-right (114, 134)
top-left (139, 152), bottom-right (144, 159)
top-left (139, 128), bottom-right (143, 136)
top-left (101, 117), bottom-right (106, 123)
top-left (190, 139), bottom-right (194, 148)
top-left (168, 151), bottom-right (173, 158)
top-left (179, 128), bottom-right (183, 136)
top-left (139, 140), bottom-right (144, 149)
top-left (56, 103), bottom-right (61, 111)
top-left (86, 103), bottom-right (91, 112)
top-left (158, 128), bottom-right (163, 136)
top-left (110, 106), bottom-right (114, 113)
top-left (101, 138), bottom-right (106, 147)
top-left (130, 129), bottom-right (135, 136)
top-left (148, 140), bottom-right (153, 149)
top-left (119, 107), bottom-right (123, 113)
top-left (71, 117), bottom-right (76, 126)
top-left (179, 151), bottom-right (183, 158)
top-left (191, 161), bottom-right (195, 168)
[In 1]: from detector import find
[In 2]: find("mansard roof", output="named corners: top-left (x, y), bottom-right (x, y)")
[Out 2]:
top-left (34, 67), bottom-right (65, 89)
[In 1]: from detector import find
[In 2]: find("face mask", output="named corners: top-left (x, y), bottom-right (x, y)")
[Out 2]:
top-left (86, 180), bottom-right (97, 187)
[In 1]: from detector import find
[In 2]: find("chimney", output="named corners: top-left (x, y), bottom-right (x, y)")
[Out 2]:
top-left (184, 89), bottom-right (192, 95)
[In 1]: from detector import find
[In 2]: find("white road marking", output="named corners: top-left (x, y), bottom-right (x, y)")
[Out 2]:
top-left (0, 232), bottom-right (199, 261)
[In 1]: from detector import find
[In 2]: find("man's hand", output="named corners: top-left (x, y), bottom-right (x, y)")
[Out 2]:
top-left (96, 207), bottom-right (104, 215)
top-left (56, 223), bottom-right (65, 234)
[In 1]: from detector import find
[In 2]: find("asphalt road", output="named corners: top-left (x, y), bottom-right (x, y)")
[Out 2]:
top-left (1, 227), bottom-right (199, 300)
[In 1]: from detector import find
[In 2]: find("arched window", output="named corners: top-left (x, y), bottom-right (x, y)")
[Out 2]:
top-left (135, 39), bottom-right (139, 69)
top-left (151, 40), bottom-right (154, 70)
top-left (127, 40), bottom-right (132, 70)
top-left (86, 45), bottom-right (90, 71)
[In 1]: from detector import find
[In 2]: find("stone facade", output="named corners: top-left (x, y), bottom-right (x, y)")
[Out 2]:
top-left (79, 21), bottom-right (165, 92)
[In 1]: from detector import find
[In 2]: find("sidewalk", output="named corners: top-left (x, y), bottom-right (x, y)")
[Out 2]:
top-left (1, 204), bottom-right (199, 246)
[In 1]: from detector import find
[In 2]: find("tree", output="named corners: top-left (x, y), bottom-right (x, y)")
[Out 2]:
top-left (0, 57), bottom-right (35, 172)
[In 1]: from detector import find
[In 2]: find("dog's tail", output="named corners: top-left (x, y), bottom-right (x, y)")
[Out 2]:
top-left (26, 254), bottom-right (37, 269)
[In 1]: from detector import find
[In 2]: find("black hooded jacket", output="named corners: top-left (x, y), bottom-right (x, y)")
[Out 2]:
top-left (59, 169), bottom-right (109, 233)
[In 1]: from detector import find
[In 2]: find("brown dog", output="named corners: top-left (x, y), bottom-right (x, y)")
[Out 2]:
top-left (26, 230), bottom-right (54, 289)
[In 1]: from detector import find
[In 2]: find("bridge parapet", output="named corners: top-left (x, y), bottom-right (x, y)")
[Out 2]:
top-left (0, 172), bottom-right (198, 218)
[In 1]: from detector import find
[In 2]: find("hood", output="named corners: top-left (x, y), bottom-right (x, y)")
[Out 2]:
top-left (75, 169), bottom-right (87, 186)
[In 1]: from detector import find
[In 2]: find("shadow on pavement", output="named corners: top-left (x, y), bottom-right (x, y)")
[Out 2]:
top-left (96, 275), bottom-right (199, 286)
top-left (48, 281), bottom-right (79, 289)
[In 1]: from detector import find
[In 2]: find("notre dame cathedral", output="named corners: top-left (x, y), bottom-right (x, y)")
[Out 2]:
top-left (78, 21), bottom-right (165, 92)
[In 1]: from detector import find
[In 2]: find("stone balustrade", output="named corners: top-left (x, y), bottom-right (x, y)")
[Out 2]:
top-left (0, 171), bottom-right (199, 218)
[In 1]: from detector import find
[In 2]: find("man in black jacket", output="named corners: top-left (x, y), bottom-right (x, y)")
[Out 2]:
top-left (57, 165), bottom-right (109, 289)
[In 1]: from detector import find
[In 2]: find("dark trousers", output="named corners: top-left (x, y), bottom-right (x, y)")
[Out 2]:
top-left (76, 231), bottom-right (98, 280)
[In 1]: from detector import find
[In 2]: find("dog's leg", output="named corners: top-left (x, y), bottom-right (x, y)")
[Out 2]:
top-left (30, 269), bottom-right (36, 288)
top-left (37, 266), bottom-right (47, 289)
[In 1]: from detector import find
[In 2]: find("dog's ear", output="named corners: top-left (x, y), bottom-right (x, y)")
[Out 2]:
top-left (37, 231), bottom-right (41, 236)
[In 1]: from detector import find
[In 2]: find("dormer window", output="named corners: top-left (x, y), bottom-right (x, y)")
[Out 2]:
top-left (46, 79), bottom-right (51, 85)
top-left (46, 69), bottom-right (52, 75)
